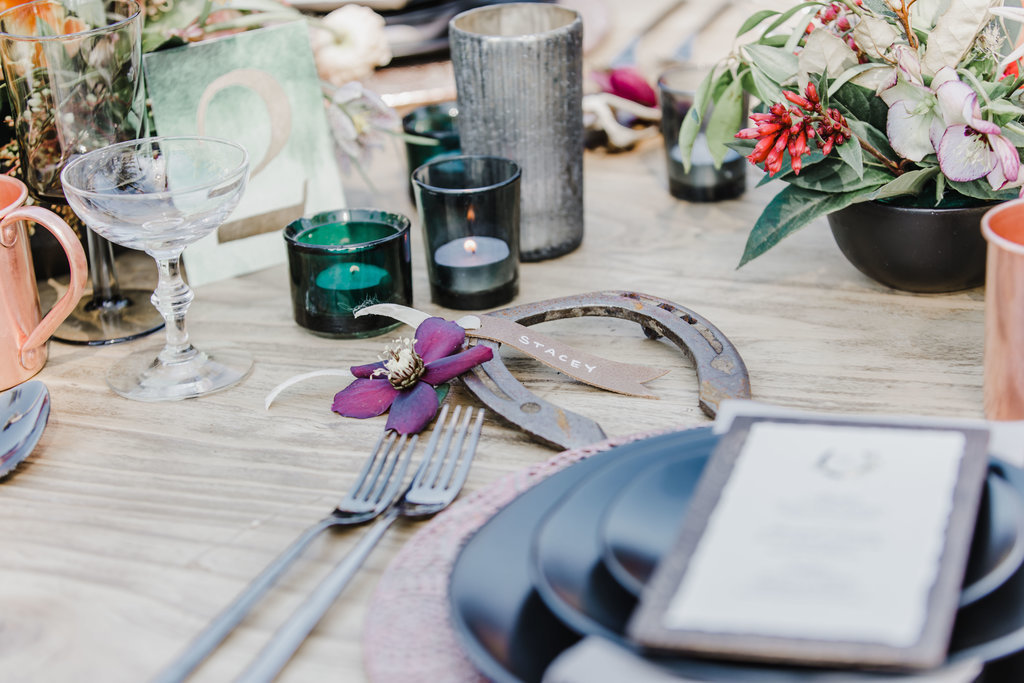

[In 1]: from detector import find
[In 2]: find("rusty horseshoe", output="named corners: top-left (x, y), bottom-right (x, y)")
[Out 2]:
top-left (461, 291), bottom-right (751, 450)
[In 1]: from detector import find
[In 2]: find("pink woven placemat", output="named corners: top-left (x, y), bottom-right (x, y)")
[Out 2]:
top-left (362, 427), bottom-right (677, 682)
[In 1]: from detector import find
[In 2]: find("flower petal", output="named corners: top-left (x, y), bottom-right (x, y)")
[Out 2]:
top-left (988, 134), bottom-right (1021, 189)
top-left (422, 345), bottom-right (494, 386)
top-left (385, 381), bottom-right (439, 434)
top-left (887, 100), bottom-right (936, 161)
top-left (935, 79), bottom-right (977, 126)
top-left (414, 317), bottom-right (466, 363)
top-left (938, 125), bottom-right (996, 181)
top-left (332, 378), bottom-right (399, 418)
top-left (607, 67), bottom-right (658, 107)
top-left (351, 361), bottom-right (386, 378)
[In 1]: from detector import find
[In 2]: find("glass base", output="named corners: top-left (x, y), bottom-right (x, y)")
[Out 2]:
top-left (431, 280), bottom-right (518, 310)
top-left (107, 343), bottom-right (253, 401)
top-left (52, 289), bottom-right (166, 346)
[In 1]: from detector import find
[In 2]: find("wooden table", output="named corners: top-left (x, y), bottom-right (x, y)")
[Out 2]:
top-left (2, 2), bottom-right (996, 681)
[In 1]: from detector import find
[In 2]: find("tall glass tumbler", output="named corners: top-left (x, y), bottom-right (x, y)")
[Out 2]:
top-left (659, 64), bottom-right (746, 202)
top-left (0, 0), bottom-right (164, 345)
top-left (449, 3), bottom-right (583, 261)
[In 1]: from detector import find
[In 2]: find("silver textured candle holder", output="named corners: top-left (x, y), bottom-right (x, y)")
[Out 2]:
top-left (449, 3), bottom-right (583, 261)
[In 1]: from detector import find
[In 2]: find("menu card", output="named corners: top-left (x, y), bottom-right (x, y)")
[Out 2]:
top-left (628, 416), bottom-right (990, 670)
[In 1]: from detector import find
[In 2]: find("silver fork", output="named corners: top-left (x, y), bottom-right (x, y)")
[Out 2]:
top-left (154, 429), bottom-right (419, 683)
top-left (236, 405), bottom-right (486, 683)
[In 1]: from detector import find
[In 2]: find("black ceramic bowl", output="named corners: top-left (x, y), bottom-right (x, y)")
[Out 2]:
top-left (826, 200), bottom-right (995, 293)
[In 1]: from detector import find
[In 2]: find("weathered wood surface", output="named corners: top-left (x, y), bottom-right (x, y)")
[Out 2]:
top-left (2, 2), bottom-right (987, 681)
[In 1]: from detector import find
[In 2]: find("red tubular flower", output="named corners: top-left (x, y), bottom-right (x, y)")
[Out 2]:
top-left (332, 317), bottom-right (493, 434)
top-left (736, 96), bottom-right (817, 176)
top-left (788, 130), bottom-right (810, 174)
top-left (784, 90), bottom-right (813, 110)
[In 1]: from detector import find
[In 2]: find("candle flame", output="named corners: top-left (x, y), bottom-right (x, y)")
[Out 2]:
top-left (463, 238), bottom-right (478, 254)
top-left (467, 205), bottom-right (475, 222)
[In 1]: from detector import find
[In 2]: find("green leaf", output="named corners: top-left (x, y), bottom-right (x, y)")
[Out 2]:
top-left (783, 156), bottom-right (889, 193)
top-left (763, 148), bottom-right (827, 186)
top-left (740, 186), bottom-right (876, 266)
top-left (831, 82), bottom-right (888, 132)
top-left (763, 2), bottom-right (820, 36)
top-left (706, 78), bottom-right (745, 167)
top-left (844, 117), bottom-right (897, 166)
top-left (743, 44), bottom-right (799, 85)
top-left (873, 168), bottom-right (940, 199)
top-left (748, 63), bottom-right (783, 103)
top-left (985, 98), bottom-right (1024, 119)
top-left (836, 133), bottom-right (864, 179)
top-left (784, 8), bottom-right (816, 54)
top-left (947, 179), bottom-right (1021, 202)
top-left (826, 63), bottom-right (886, 97)
top-left (1001, 121), bottom-right (1024, 147)
top-left (678, 68), bottom-right (718, 173)
top-left (738, 10), bottom-right (780, 36)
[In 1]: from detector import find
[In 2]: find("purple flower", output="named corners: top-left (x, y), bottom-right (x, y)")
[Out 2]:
top-left (331, 317), bottom-right (492, 434)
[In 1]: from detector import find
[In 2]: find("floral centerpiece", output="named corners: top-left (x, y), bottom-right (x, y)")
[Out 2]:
top-left (685, 0), bottom-right (1024, 264)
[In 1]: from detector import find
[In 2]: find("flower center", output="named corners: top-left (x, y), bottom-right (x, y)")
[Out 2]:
top-left (376, 337), bottom-right (426, 390)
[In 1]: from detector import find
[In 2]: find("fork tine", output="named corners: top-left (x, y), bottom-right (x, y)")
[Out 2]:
top-left (434, 407), bottom-right (474, 490)
top-left (371, 433), bottom-right (417, 506)
top-left (348, 430), bottom-right (394, 501)
top-left (443, 408), bottom-right (484, 493)
top-left (409, 404), bottom-right (452, 489)
top-left (421, 404), bottom-right (462, 488)
top-left (363, 433), bottom-right (408, 503)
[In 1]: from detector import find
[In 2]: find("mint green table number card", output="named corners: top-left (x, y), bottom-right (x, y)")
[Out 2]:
top-left (144, 21), bottom-right (345, 287)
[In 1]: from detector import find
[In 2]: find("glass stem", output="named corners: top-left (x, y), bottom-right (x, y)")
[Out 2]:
top-left (151, 252), bottom-right (197, 365)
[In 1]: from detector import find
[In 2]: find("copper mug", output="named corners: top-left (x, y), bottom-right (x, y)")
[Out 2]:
top-left (1, 174), bottom-right (87, 391)
top-left (981, 199), bottom-right (1024, 420)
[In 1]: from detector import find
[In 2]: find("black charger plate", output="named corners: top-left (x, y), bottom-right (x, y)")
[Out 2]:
top-left (449, 428), bottom-right (1024, 682)
top-left (599, 450), bottom-right (1024, 607)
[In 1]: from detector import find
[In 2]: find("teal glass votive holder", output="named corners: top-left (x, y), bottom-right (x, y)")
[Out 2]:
top-left (284, 209), bottom-right (412, 338)
top-left (412, 155), bottom-right (520, 310)
top-left (403, 102), bottom-right (460, 185)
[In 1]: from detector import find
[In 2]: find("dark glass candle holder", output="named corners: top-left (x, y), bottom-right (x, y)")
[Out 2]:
top-left (659, 65), bottom-right (747, 202)
top-left (284, 209), bottom-right (412, 338)
top-left (403, 102), bottom-right (460, 188)
top-left (412, 155), bottom-right (520, 310)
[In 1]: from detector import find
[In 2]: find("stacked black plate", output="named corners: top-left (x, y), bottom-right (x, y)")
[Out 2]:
top-left (449, 428), bottom-right (1024, 682)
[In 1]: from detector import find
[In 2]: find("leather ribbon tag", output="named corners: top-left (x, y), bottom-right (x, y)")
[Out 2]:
top-left (467, 315), bottom-right (667, 398)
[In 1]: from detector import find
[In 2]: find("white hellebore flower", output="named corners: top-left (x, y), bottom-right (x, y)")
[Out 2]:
top-left (933, 70), bottom-right (1022, 190)
top-left (310, 5), bottom-right (392, 87)
top-left (878, 51), bottom-right (945, 162)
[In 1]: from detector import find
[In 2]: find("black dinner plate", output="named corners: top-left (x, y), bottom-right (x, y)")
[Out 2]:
top-left (600, 450), bottom-right (1024, 608)
top-left (449, 428), bottom-right (1024, 682)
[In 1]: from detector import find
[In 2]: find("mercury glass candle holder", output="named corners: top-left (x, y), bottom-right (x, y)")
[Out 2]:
top-left (412, 155), bottom-right (520, 311)
top-left (284, 209), bottom-right (412, 338)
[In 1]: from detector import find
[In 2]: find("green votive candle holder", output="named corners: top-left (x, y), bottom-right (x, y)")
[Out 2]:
top-left (403, 102), bottom-right (460, 192)
top-left (284, 209), bottom-right (412, 338)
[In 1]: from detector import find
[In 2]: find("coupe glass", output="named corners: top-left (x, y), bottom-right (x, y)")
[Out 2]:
top-left (0, 0), bottom-right (165, 345)
top-left (60, 136), bottom-right (251, 401)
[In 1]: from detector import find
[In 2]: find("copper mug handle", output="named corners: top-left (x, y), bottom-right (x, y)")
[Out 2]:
top-left (0, 206), bottom-right (88, 369)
